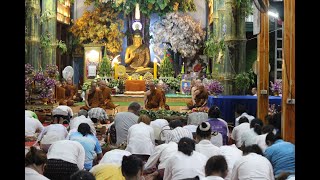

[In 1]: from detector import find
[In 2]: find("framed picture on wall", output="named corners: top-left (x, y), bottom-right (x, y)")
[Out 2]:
top-left (180, 80), bottom-right (191, 94)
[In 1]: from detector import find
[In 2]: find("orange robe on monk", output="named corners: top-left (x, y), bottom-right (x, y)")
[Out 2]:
top-left (145, 89), bottom-right (165, 110)
top-left (101, 87), bottom-right (116, 109)
top-left (56, 86), bottom-right (67, 105)
top-left (187, 85), bottom-right (209, 109)
top-left (80, 89), bottom-right (104, 111)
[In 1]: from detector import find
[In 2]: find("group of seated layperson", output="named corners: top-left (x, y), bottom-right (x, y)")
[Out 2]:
top-left (25, 101), bottom-right (294, 180)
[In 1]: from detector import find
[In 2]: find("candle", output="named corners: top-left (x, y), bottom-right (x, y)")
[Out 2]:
top-left (181, 62), bottom-right (185, 74)
top-left (153, 58), bottom-right (157, 79)
top-left (114, 62), bottom-right (118, 79)
top-left (135, 3), bottom-right (140, 20)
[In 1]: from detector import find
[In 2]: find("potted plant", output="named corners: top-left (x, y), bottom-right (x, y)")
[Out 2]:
top-left (234, 71), bottom-right (254, 95)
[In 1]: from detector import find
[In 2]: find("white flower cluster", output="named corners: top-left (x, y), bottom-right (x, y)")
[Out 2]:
top-left (151, 12), bottom-right (205, 58)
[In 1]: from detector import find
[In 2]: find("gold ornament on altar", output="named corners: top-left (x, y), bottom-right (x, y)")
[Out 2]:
top-left (143, 72), bottom-right (153, 81)
top-left (131, 73), bottom-right (140, 80)
top-left (119, 73), bottom-right (129, 81)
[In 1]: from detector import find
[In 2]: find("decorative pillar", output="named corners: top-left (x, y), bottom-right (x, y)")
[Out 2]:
top-left (41, 0), bottom-right (57, 69)
top-left (223, 0), bottom-right (246, 95)
top-left (282, 0), bottom-right (295, 143)
top-left (257, 0), bottom-right (270, 123)
top-left (25, 0), bottom-right (41, 71)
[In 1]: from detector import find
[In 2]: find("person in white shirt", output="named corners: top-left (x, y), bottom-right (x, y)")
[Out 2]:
top-left (25, 117), bottom-right (44, 138)
top-left (255, 125), bottom-right (275, 152)
top-left (52, 105), bottom-right (74, 124)
top-left (231, 116), bottom-right (250, 148)
top-left (219, 144), bottom-right (243, 180)
top-left (164, 137), bottom-right (207, 180)
top-left (144, 121), bottom-right (192, 178)
top-left (44, 140), bottom-right (86, 180)
top-left (36, 116), bottom-right (68, 152)
top-left (25, 110), bottom-right (39, 119)
top-left (203, 155), bottom-right (229, 180)
top-left (99, 149), bottom-right (132, 166)
top-left (25, 147), bottom-right (49, 180)
top-left (234, 104), bottom-right (255, 127)
top-left (114, 102), bottom-right (141, 145)
top-left (230, 144), bottom-right (274, 180)
top-left (195, 122), bottom-right (221, 159)
top-left (125, 115), bottom-right (155, 161)
top-left (166, 120), bottom-right (193, 144)
top-left (68, 109), bottom-right (96, 137)
top-left (241, 118), bottom-right (263, 147)
top-left (150, 118), bottom-right (169, 141)
top-left (210, 131), bottom-right (223, 147)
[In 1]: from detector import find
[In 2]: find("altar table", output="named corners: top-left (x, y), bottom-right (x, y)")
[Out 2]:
top-left (125, 80), bottom-right (146, 92)
top-left (207, 95), bottom-right (282, 124)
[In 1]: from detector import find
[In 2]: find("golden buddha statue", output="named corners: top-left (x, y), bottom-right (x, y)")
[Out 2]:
top-left (124, 31), bottom-right (151, 73)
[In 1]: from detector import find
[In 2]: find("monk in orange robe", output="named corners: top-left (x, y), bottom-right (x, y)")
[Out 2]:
top-left (80, 81), bottom-right (104, 111)
top-left (187, 82), bottom-right (209, 109)
top-left (61, 79), bottom-right (75, 106)
top-left (55, 81), bottom-right (67, 105)
top-left (156, 83), bottom-right (170, 110)
top-left (144, 82), bottom-right (165, 110)
top-left (98, 80), bottom-right (117, 109)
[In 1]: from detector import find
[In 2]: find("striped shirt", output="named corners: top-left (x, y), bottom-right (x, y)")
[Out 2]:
top-left (165, 127), bottom-right (193, 143)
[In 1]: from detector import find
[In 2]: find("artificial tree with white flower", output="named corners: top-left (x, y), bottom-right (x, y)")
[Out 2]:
top-left (151, 12), bottom-right (205, 74)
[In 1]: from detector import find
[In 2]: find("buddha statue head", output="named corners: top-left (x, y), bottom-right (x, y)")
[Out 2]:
top-left (132, 30), bottom-right (143, 47)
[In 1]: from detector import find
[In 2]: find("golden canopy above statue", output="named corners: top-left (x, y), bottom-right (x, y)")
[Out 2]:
top-left (124, 30), bottom-right (152, 74)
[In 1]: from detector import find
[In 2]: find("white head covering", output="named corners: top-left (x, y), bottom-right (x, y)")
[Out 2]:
top-left (99, 149), bottom-right (131, 166)
top-left (88, 107), bottom-right (108, 120)
top-left (52, 105), bottom-right (73, 117)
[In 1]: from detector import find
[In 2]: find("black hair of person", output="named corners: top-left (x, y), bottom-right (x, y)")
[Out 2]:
top-left (25, 146), bottom-right (47, 167)
top-left (242, 144), bottom-right (263, 156)
top-left (178, 137), bottom-right (195, 156)
top-left (128, 102), bottom-right (141, 115)
top-left (196, 122), bottom-right (212, 139)
top-left (239, 116), bottom-right (249, 124)
top-left (208, 105), bottom-right (221, 118)
top-left (121, 155), bottom-right (143, 178)
top-left (205, 155), bottom-right (228, 177)
top-left (70, 170), bottom-right (95, 180)
top-left (169, 120), bottom-right (184, 129)
top-left (250, 118), bottom-right (264, 135)
top-left (77, 123), bottom-right (93, 136)
top-left (265, 131), bottom-right (282, 144)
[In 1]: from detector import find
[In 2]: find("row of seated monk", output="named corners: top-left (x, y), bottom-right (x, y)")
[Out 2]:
top-left (56, 78), bottom-right (82, 106)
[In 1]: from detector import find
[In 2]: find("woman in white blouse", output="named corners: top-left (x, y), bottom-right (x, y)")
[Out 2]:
top-left (164, 137), bottom-right (207, 180)
top-left (25, 147), bottom-right (49, 180)
top-left (125, 115), bottom-right (155, 161)
top-left (195, 122), bottom-right (221, 159)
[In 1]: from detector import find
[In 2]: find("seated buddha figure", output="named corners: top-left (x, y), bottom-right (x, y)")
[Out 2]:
top-left (124, 30), bottom-right (151, 73)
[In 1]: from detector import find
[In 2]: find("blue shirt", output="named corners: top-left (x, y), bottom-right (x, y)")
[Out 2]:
top-left (264, 139), bottom-right (295, 176)
top-left (69, 132), bottom-right (102, 170)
